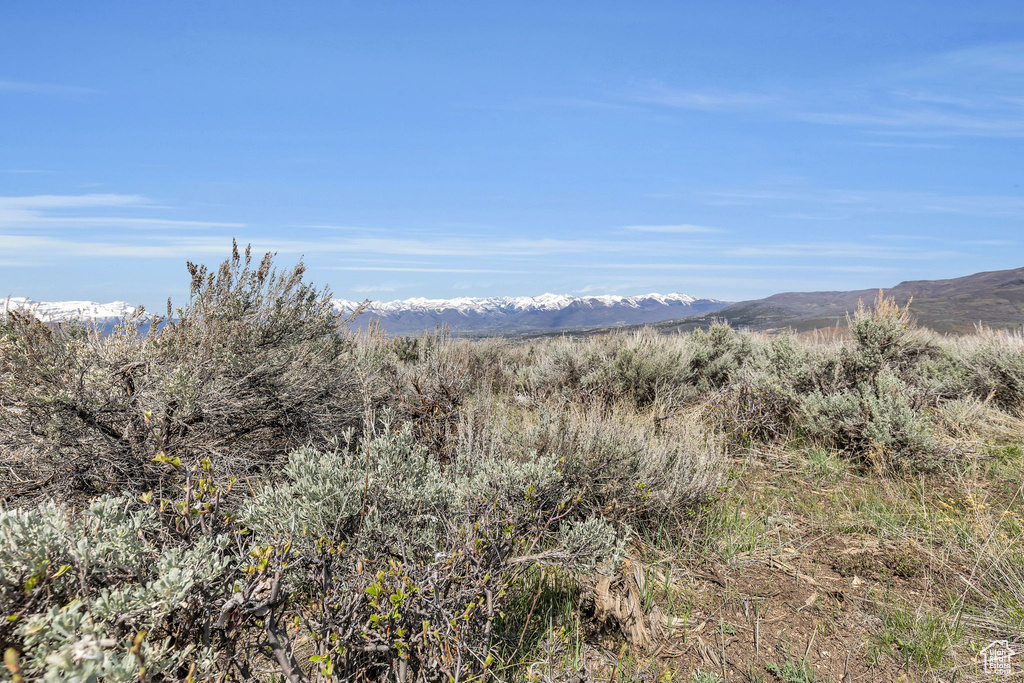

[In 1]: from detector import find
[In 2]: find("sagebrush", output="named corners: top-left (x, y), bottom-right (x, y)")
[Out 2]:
top-left (2, 254), bottom-right (1022, 681)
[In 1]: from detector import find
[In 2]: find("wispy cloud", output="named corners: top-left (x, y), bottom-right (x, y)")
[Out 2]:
top-left (28, 217), bottom-right (245, 229)
top-left (720, 242), bottom-right (958, 260)
top-left (0, 194), bottom-right (146, 210)
top-left (327, 266), bottom-right (528, 273)
top-left (350, 284), bottom-right (405, 293)
top-left (317, 236), bottom-right (640, 258)
top-left (0, 193), bottom-right (244, 230)
top-left (609, 43), bottom-right (1024, 138)
top-left (962, 239), bottom-right (1017, 247)
top-left (0, 234), bottom-right (236, 259)
top-left (793, 105), bottom-right (1024, 137)
top-left (0, 194), bottom-right (649, 265)
top-left (701, 187), bottom-right (1024, 219)
top-left (868, 233), bottom-right (938, 242)
top-left (928, 43), bottom-right (1024, 74)
top-left (855, 141), bottom-right (954, 149)
top-left (530, 96), bottom-right (642, 112)
top-left (568, 263), bottom-right (895, 273)
top-left (300, 224), bottom-right (378, 231)
top-left (624, 82), bottom-right (782, 112)
top-left (0, 230), bottom-right (597, 266)
top-left (623, 224), bottom-right (724, 234)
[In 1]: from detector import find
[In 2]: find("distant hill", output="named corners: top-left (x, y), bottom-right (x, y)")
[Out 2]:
top-left (653, 266), bottom-right (1024, 335)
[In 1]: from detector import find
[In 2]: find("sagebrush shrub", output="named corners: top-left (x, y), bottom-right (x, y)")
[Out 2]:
top-left (238, 420), bottom-right (625, 680)
top-left (799, 368), bottom-right (939, 470)
top-left (0, 497), bottom-right (228, 681)
top-left (357, 328), bottom-right (473, 459)
top-left (683, 324), bottom-right (752, 391)
top-left (462, 400), bottom-right (724, 529)
top-left (951, 333), bottom-right (1024, 414)
top-left (714, 368), bottom-right (799, 445)
top-left (846, 291), bottom-right (938, 380)
top-left (576, 330), bottom-right (692, 407)
top-left (0, 243), bottom-right (363, 504)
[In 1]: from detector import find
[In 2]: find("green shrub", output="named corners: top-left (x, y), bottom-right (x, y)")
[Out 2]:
top-left (683, 324), bottom-right (752, 392)
top-left (951, 333), bottom-right (1024, 414)
top-left (848, 291), bottom-right (937, 377)
top-left (357, 328), bottom-right (471, 458)
top-left (798, 368), bottom-right (939, 470)
top-left (578, 331), bottom-right (694, 408)
top-left (238, 420), bottom-right (625, 681)
top-left (507, 336), bottom-right (601, 403)
top-left (714, 368), bottom-right (800, 445)
top-left (475, 402), bottom-right (724, 530)
top-left (0, 420), bottom-right (636, 682)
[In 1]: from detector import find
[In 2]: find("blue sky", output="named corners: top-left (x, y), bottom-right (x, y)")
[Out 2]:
top-left (2, 1), bottom-right (1023, 308)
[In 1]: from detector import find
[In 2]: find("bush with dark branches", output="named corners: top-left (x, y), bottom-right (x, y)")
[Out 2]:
top-left (0, 242), bottom-right (364, 504)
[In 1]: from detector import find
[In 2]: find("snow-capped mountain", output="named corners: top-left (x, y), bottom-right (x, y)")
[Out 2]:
top-left (1, 292), bottom-right (730, 336)
top-left (2, 297), bottom-right (137, 327)
top-left (333, 292), bottom-right (729, 334)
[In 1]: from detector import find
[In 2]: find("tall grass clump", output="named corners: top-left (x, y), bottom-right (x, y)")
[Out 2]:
top-left (454, 396), bottom-right (724, 530)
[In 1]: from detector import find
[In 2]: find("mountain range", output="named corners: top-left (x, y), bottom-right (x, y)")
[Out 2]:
top-left (2, 292), bottom-right (729, 336)
top-left (2, 298), bottom-right (137, 328)
top-left (6, 266), bottom-right (1022, 336)
top-left (334, 293), bottom-right (728, 334)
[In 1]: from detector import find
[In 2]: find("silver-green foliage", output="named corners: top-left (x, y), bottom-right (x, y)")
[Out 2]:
top-left (238, 421), bottom-right (624, 680)
top-left (1, 497), bottom-right (227, 681)
top-left (950, 334), bottom-right (1024, 414)
top-left (799, 368), bottom-right (937, 469)
top-left (243, 421), bottom-right (618, 565)
top-left (469, 402), bottom-right (724, 530)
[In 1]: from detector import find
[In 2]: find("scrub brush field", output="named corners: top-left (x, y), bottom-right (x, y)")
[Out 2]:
top-left (2, 249), bottom-right (1022, 682)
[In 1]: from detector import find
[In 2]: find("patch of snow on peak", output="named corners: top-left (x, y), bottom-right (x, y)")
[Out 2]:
top-left (332, 292), bottom-right (704, 315)
top-left (514, 293), bottom-right (575, 311)
top-left (3, 297), bottom-right (136, 324)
